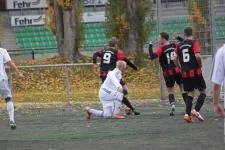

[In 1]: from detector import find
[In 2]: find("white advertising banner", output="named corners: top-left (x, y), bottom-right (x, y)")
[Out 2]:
top-left (7, 0), bottom-right (47, 9)
top-left (11, 15), bottom-right (45, 26)
top-left (83, 11), bottom-right (105, 22)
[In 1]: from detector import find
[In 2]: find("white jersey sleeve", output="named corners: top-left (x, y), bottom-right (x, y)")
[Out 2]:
top-left (0, 48), bottom-right (11, 63)
top-left (211, 44), bottom-right (225, 85)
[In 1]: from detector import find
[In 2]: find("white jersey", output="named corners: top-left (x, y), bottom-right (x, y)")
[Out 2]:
top-left (100, 68), bottom-right (122, 92)
top-left (211, 44), bottom-right (225, 91)
top-left (0, 48), bottom-right (11, 80)
top-left (211, 44), bottom-right (225, 108)
top-left (211, 44), bottom-right (225, 136)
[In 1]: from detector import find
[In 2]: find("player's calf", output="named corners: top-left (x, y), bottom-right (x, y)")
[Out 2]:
top-left (194, 93), bottom-right (206, 112)
top-left (168, 94), bottom-right (175, 116)
top-left (5, 97), bottom-right (16, 130)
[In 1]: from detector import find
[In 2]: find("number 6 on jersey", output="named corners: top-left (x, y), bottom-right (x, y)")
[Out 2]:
top-left (182, 49), bottom-right (190, 63)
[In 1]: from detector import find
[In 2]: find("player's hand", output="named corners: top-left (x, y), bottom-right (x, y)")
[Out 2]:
top-left (150, 39), bottom-right (157, 45)
top-left (173, 32), bottom-right (179, 39)
top-left (18, 72), bottom-right (25, 80)
top-left (93, 63), bottom-right (99, 69)
top-left (214, 103), bottom-right (225, 118)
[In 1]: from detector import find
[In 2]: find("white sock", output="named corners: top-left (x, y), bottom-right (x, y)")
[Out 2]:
top-left (89, 109), bottom-right (103, 117)
top-left (6, 101), bottom-right (15, 122)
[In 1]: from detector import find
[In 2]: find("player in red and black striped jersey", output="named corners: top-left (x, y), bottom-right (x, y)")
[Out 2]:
top-left (93, 47), bottom-right (137, 82)
top-left (148, 32), bottom-right (187, 116)
top-left (93, 37), bottom-right (140, 115)
top-left (174, 27), bottom-right (206, 122)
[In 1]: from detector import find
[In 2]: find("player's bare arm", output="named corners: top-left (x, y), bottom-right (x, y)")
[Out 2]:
top-left (213, 83), bottom-right (225, 117)
top-left (6, 61), bottom-right (24, 78)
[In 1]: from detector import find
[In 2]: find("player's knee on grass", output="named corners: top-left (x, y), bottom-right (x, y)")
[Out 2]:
top-left (103, 115), bottom-right (112, 119)
top-left (103, 106), bottom-right (113, 118)
top-left (113, 101), bottom-right (122, 115)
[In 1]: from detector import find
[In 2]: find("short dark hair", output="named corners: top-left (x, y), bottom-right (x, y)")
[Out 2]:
top-left (160, 32), bottom-right (169, 41)
top-left (184, 27), bottom-right (193, 37)
top-left (108, 37), bottom-right (118, 47)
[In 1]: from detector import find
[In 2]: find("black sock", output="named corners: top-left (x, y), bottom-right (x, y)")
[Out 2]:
top-left (186, 96), bottom-right (193, 115)
top-left (168, 94), bottom-right (175, 106)
top-left (122, 96), bottom-right (135, 111)
top-left (182, 93), bottom-right (187, 104)
top-left (195, 93), bottom-right (206, 112)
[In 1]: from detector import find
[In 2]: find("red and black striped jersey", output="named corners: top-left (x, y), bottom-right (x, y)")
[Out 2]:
top-left (175, 39), bottom-right (202, 78)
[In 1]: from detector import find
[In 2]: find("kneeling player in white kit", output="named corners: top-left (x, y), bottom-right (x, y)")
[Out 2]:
top-left (0, 47), bottom-right (24, 129)
top-left (86, 61), bottom-right (126, 119)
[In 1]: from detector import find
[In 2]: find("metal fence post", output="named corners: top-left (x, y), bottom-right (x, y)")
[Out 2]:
top-left (210, 0), bottom-right (216, 58)
top-left (65, 66), bottom-right (71, 105)
top-left (156, 0), bottom-right (166, 102)
top-left (32, 50), bottom-right (35, 60)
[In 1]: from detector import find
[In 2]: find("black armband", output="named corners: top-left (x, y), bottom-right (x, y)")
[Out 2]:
top-left (148, 44), bottom-right (158, 60)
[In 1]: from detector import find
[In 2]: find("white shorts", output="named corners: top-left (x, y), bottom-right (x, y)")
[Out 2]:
top-left (99, 88), bottom-right (123, 118)
top-left (0, 79), bottom-right (12, 99)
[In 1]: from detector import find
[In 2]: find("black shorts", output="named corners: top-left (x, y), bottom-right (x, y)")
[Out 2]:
top-left (182, 75), bottom-right (206, 92)
top-left (164, 73), bottom-right (182, 88)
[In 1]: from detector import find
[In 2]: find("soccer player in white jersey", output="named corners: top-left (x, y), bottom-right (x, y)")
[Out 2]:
top-left (211, 44), bottom-right (225, 117)
top-left (86, 61), bottom-right (127, 119)
top-left (0, 47), bottom-right (24, 129)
